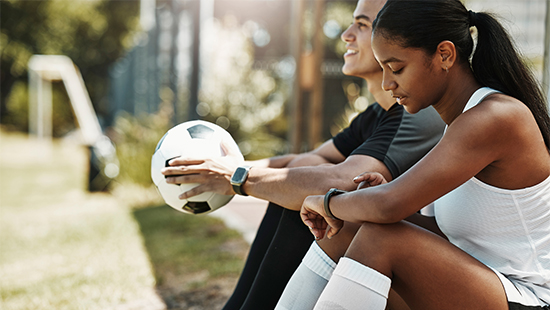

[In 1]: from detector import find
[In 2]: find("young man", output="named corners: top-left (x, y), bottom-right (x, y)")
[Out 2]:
top-left (162, 0), bottom-right (445, 308)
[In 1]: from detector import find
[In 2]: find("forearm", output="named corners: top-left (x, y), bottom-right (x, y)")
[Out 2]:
top-left (242, 165), bottom-right (358, 211)
top-left (325, 183), bottom-right (410, 224)
top-left (246, 154), bottom-right (300, 169)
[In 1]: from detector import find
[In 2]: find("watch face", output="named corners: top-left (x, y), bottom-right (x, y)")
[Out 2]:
top-left (232, 167), bottom-right (248, 183)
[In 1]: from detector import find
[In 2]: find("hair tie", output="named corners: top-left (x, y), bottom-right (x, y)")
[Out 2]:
top-left (468, 10), bottom-right (477, 27)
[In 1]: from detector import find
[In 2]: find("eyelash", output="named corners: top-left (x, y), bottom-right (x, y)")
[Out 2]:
top-left (391, 68), bottom-right (403, 75)
top-left (352, 22), bottom-right (368, 29)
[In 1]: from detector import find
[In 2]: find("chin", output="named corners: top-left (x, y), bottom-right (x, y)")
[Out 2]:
top-left (341, 66), bottom-right (354, 76)
top-left (403, 105), bottom-right (421, 114)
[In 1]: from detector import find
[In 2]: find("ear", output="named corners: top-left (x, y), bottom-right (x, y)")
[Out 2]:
top-left (436, 40), bottom-right (457, 71)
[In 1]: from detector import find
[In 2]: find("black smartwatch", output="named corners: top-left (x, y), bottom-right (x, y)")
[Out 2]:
top-left (231, 166), bottom-right (251, 196)
top-left (324, 188), bottom-right (346, 220)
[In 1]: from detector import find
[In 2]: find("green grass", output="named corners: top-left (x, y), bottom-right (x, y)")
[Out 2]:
top-left (0, 130), bottom-right (248, 310)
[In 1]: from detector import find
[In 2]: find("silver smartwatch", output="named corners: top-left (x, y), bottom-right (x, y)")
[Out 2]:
top-left (230, 166), bottom-right (251, 196)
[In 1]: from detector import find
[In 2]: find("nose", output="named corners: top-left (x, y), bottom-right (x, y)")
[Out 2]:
top-left (381, 70), bottom-right (397, 92)
top-left (341, 24), bottom-right (354, 43)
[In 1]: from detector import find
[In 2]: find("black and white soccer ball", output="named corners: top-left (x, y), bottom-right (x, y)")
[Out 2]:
top-left (151, 120), bottom-right (244, 215)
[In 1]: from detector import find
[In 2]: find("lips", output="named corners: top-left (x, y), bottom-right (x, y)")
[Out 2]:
top-left (344, 49), bottom-right (358, 57)
top-left (392, 94), bottom-right (406, 105)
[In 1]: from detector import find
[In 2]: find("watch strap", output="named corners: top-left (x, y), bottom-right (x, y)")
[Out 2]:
top-left (232, 183), bottom-right (248, 196)
top-left (323, 188), bottom-right (346, 220)
top-left (231, 166), bottom-right (251, 196)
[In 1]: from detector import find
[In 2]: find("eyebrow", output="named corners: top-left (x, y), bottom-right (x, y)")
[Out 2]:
top-left (354, 14), bottom-right (371, 22)
top-left (380, 57), bottom-right (403, 65)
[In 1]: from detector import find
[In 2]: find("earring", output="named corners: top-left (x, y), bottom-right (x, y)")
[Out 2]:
top-left (445, 66), bottom-right (449, 73)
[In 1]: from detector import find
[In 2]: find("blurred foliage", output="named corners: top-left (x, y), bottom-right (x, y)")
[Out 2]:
top-left (4, 80), bottom-right (77, 135)
top-left (0, 0), bottom-right (140, 129)
top-left (324, 1), bottom-right (356, 57)
top-left (110, 104), bottom-right (173, 187)
top-left (198, 16), bottom-right (290, 159)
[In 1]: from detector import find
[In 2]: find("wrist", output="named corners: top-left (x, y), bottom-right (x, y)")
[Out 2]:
top-left (231, 166), bottom-right (252, 196)
top-left (324, 188), bottom-right (346, 220)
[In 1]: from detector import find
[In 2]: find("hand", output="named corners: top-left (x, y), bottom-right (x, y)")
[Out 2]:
top-left (301, 194), bottom-right (344, 240)
top-left (353, 171), bottom-right (388, 190)
top-left (161, 138), bottom-right (244, 199)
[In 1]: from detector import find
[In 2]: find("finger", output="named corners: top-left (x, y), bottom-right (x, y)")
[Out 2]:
top-left (302, 213), bottom-right (324, 240)
top-left (301, 208), bottom-right (315, 227)
top-left (165, 173), bottom-right (202, 184)
top-left (353, 172), bottom-right (376, 183)
top-left (353, 173), bottom-right (368, 183)
top-left (326, 220), bottom-right (344, 239)
top-left (178, 184), bottom-right (208, 200)
top-left (168, 157), bottom-right (205, 166)
top-left (353, 172), bottom-right (387, 185)
top-left (312, 228), bottom-right (325, 240)
top-left (162, 166), bottom-right (192, 177)
top-left (162, 166), bottom-right (189, 176)
top-left (356, 180), bottom-right (368, 190)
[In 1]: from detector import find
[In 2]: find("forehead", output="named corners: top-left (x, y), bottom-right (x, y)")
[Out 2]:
top-left (354, 0), bottom-right (386, 20)
top-left (372, 34), bottom-right (432, 65)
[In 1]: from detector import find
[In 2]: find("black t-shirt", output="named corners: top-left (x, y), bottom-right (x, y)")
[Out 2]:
top-left (333, 102), bottom-right (445, 179)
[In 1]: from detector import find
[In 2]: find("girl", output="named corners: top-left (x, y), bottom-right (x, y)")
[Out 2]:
top-left (283, 0), bottom-right (550, 309)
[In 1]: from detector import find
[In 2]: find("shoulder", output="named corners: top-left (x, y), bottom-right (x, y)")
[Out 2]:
top-left (461, 93), bottom-right (532, 131)
top-left (447, 93), bottom-right (533, 153)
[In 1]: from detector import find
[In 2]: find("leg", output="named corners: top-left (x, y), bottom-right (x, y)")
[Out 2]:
top-left (317, 221), bottom-right (410, 310)
top-left (240, 208), bottom-right (314, 310)
top-left (222, 203), bottom-right (283, 310)
top-left (317, 221), bottom-right (508, 310)
top-left (278, 221), bottom-right (410, 310)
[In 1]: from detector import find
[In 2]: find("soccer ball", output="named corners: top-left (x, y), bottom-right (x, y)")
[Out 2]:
top-left (151, 120), bottom-right (244, 215)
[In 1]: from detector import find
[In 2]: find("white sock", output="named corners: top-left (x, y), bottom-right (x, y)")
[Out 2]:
top-left (314, 257), bottom-right (391, 310)
top-left (275, 242), bottom-right (336, 310)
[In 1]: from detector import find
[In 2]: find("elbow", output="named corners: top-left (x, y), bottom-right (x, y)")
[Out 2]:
top-left (376, 208), bottom-right (410, 224)
top-left (369, 190), bottom-right (411, 224)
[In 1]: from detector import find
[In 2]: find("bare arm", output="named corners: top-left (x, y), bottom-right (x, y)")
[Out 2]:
top-left (302, 97), bottom-right (550, 238)
top-left (246, 154), bottom-right (300, 169)
top-left (243, 150), bottom-right (391, 210)
top-left (247, 140), bottom-right (345, 168)
top-left (163, 139), bottom-right (392, 210)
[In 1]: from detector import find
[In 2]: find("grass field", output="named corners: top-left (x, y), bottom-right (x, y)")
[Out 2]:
top-left (0, 130), bottom-right (249, 310)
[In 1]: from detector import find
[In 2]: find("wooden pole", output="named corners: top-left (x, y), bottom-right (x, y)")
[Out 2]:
top-left (308, 0), bottom-right (325, 150)
top-left (289, 0), bottom-right (306, 153)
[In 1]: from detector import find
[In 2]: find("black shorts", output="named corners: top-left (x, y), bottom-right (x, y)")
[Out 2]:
top-left (509, 302), bottom-right (550, 310)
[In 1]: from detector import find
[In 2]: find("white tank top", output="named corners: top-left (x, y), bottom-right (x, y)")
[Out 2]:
top-left (435, 87), bottom-right (550, 305)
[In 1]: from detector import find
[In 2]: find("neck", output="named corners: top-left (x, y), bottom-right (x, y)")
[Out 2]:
top-left (433, 68), bottom-right (482, 125)
top-left (365, 73), bottom-right (395, 111)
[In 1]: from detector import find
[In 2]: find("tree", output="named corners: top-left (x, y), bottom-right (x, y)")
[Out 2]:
top-left (0, 0), bottom-right (140, 130)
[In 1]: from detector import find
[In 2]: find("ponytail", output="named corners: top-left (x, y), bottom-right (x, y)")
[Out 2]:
top-left (373, 0), bottom-right (550, 148)
top-left (471, 12), bottom-right (550, 148)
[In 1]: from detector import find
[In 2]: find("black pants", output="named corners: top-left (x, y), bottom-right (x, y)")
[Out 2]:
top-left (222, 202), bottom-right (314, 310)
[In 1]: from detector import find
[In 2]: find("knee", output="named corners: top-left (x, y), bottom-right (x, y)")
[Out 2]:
top-left (355, 222), bottom-right (397, 251)
top-left (344, 222), bottom-right (407, 276)
top-left (317, 221), bottom-right (361, 262)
